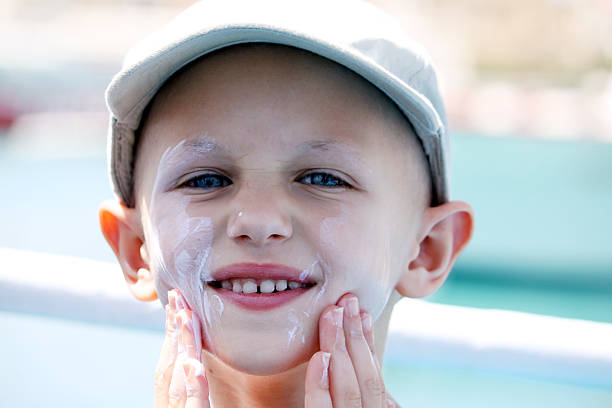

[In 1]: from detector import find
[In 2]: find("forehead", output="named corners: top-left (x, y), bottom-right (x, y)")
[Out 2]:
top-left (134, 43), bottom-right (427, 196)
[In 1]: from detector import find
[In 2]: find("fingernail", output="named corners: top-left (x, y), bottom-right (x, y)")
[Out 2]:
top-left (320, 352), bottom-right (330, 388)
top-left (176, 310), bottom-right (184, 329)
top-left (183, 359), bottom-right (206, 396)
top-left (176, 294), bottom-right (188, 310)
top-left (178, 328), bottom-right (188, 354)
top-left (164, 304), bottom-right (171, 331)
top-left (183, 359), bottom-right (205, 379)
top-left (177, 310), bottom-right (192, 332)
top-left (347, 297), bottom-right (359, 317)
top-left (387, 397), bottom-right (394, 407)
top-left (183, 358), bottom-right (206, 397)
top-left (362, 312), bottom-right (372, 332)
top-left (332, 307), bottom-right (344, 327)
top-left (168, 290), bottom-right (177, 311)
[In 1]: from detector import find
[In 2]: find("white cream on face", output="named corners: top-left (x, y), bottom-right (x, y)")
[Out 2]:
top-left (143, 140), bottom-right (338, 373)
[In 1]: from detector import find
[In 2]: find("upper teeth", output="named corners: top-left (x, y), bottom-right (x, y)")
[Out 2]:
top-left (219, 279), bottom-right (306, 294)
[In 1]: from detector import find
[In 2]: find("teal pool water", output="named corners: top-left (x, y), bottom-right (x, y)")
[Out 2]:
top-left (428, 275), bottom-right (612, 324)
top-left (450, 133), bottom-right (612, 281)
top-left (435, 133), bottom-right (612, 323)
top-left (383, 361), bottom-right (612, 408)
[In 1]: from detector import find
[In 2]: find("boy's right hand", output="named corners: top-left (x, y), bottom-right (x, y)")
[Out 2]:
top-left (154, 289), bottom-right (210, 408)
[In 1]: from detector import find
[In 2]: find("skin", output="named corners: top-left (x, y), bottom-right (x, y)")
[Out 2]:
top-left (99, 44), bottom-right (474, 407)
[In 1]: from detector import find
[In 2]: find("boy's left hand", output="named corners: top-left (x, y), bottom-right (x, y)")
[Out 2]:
top-left (305, 294), bottom-right (397, 407)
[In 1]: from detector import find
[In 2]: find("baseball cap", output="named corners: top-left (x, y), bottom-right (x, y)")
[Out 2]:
top-left (105, 0), bottom-right (450, 207)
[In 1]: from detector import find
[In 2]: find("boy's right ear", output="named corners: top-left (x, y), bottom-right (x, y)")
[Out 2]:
top-left (98, 200), bottom-right (158, 302)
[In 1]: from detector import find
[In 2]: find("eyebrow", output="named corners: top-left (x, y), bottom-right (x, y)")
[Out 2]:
top-left (163, 136), bottom-right (226, 160)
top-left (296, 140), bottom-right (351, 153)
top-left (181, 137), bottom-right (226, 154)
top-left (293, 139), bottom-right (368, 173)
top-left (156, 136), bottom-right (228, 173)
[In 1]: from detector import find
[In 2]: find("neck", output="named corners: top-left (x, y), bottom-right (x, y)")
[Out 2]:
top-left (203, 350), bottom-right (308, 408)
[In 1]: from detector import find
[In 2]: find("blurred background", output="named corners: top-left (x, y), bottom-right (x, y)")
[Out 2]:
top-left (1, 0), bottom-right (611, 407)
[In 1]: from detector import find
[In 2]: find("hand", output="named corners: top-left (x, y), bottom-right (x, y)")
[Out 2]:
top-left (154, 289), bottom-right (210, 408)
top-left (305, 294), bottom-right (398, 407)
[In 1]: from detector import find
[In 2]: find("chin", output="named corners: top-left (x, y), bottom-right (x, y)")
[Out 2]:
top-left (208, 327), bottom-right (319, 376)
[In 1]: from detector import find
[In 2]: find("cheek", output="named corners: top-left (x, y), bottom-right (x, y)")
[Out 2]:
top-left (145, 201), bottom-right (216, 343)
top-left (318, 210), bottom-right (398, 320)
top-left (155, 216), bottom-right (214, 288)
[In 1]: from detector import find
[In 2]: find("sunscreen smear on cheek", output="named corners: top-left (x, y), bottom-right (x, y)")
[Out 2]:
top-left (319, 214), bottom-right (394, 321)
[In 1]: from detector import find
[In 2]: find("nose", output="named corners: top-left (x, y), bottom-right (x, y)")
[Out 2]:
top-left (226, 197), bottom-right (293, 247)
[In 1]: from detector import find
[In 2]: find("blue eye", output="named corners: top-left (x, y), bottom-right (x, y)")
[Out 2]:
top-left (297, 172), bottom-right (349, 188)
top-left (183, 174), bottom-right (231, 189)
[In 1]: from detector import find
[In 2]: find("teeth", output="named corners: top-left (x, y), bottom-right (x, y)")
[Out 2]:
top-left (220, 279), bottom-right (307, 293)
top-left (275, 279), bottom-right (287, 291)
top-left (242, 279), bottom-right (258, 294)
top-left (232, 280), bottom-right (242, 293)
top-left (260, 279), bottom-right (275, 293)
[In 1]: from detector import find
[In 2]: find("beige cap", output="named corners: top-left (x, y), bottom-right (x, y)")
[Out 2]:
top-left (105, 0), bottom-right (450, 207)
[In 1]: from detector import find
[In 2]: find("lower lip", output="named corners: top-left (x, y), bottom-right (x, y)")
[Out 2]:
top-left (211, 286), bottom-right (313, 311)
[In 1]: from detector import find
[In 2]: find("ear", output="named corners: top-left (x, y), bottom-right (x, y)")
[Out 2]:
top-left (396, 200), bottom-right (474, 298)
top-left (98, 199), bottom-right (158, 302)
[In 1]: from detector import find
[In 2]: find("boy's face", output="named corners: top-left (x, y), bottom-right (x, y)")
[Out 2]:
top-left (134, 45), bottom-right (430, 374)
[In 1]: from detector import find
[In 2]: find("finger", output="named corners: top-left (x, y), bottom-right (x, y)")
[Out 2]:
top-left (304, 351), bottom-right (333, 408)
top-left (183, 358), bottom-right (210, 408)
top-left (174, 289), bottom-right (203, 361)
top-left (162, 291), bottom-right (180, 362)
top-left (360, 311), bottom-right (375, 355)
top-left (361, 310), bottom-right (383, 375)
top-left (177, 309), bottom-right (197, 360)
top-left (170, 306), bottom-right (204, 407)
top-left (319, 306), bottom-right (362, 407)
top-left (168, 307), bottom-right (197, 408)
top-left (154, 290), bottom-right (180, 408)
top-left (168, 351), bottom-right (187, 408)
top-left (339, 295), bottom-right (385, 408)
top-left (175, 288), bottom-right (189, 311)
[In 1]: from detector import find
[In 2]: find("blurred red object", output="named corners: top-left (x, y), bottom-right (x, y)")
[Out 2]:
top-left (0, 102), bottom-right (18, 130)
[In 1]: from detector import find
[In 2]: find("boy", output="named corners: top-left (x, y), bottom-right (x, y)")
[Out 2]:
top-left (99, 0), bottom-right (474, 406)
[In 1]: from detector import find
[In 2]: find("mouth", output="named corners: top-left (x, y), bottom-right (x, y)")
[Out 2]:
top-left (209, 278), bottom-right (315, 293)
top-left (207, 263), bottom-right (318, 311)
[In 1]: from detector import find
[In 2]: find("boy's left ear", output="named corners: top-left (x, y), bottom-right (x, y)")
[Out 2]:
top-left (396, 200), bottom-right (474, 298)
top-left (98, 199), bottom-right (158, 302)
